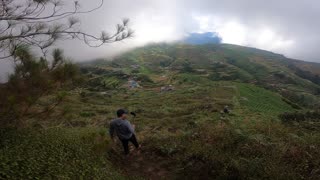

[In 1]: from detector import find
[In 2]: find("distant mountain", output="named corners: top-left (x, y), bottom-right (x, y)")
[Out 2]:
top-left (83, 43), bottom-right (320, 109)
top-left (183, 32), bottom-right (222, 45)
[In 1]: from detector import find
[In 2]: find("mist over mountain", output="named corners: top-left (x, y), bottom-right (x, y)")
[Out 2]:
top-left (52, 0), bottom-right (320, 62)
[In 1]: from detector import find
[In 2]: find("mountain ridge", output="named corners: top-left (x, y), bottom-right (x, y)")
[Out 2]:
top-left (83, 43), bottom-right (320, 109)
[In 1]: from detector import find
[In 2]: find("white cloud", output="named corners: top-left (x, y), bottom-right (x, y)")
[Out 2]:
top-left (132, 13), bottom-right (181, 44)
top-left (53, 0), bottom-right (320, 62)
top-left (253, 29), bottom-right (295, 52)
top-left (216, 21), bottom-right (247, 45)
top-left (191, 15), bottom-right (295, 55)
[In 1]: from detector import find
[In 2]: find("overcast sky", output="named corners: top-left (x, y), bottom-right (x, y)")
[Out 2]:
top-left (1, 0), bottom-right (320, 80)
top-left (60, 0), bottom-right (320, 62)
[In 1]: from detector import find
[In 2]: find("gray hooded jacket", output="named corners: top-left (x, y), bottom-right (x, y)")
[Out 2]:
top-left (109, 118), bottom-right (135, 140)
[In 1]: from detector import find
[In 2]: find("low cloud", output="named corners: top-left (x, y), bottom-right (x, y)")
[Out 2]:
top-left (61, 0), bottom-right (320, 62)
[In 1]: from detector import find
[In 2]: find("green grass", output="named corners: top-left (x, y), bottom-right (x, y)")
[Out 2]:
top-left (236, 83), bottom-right (294, 115)
top-left (4, 41), bottom-right (320, 179)
top-left (105, 43), bottom-right (320, 108)
top-left (0, 128), bottom-right (126, 179)
top-left (101, 76), bottom-right (122, 89)
top-left (2, 79), bottom-right (320, 179)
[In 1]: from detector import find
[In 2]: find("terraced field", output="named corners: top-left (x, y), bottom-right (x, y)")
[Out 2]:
top-left (236, 83), bottom-right (294, 114)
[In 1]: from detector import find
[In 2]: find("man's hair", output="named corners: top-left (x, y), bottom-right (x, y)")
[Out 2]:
top-left (117, 109), bottom-right (128, 117)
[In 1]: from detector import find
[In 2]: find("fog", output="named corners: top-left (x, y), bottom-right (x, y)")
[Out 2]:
top-left (59, 0), bottom-right (320, 62)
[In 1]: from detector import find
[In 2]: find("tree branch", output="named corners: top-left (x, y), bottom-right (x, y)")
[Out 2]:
top-left (0, 0), bottom-right (133, 60)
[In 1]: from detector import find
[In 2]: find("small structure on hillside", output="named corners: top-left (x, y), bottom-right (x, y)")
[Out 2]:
top-left (160, 85), bottom-right (174, 92)
top-left (223, 105), bottom-right (230, 114)
top-left (128, 79), bottom-right (140, 89)
top-left (195, 69), bottom-right (207, 74)
top-left (130, 64), bottom-right (140, 70)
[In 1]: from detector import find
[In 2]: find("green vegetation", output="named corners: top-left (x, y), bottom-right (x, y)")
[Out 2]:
top-left (0, 48), bottom-right (81, 127)
top-left (108, 43), bottom-right (320, 108)
top-left (0, 128), bottom-right (126, 179)
top-left (237, 83), bottom-right (294, 114)
top-left (1, 43), bottom-right (320, 179)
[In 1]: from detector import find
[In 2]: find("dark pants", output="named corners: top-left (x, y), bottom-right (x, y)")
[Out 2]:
top-left (120, 134), bottom-right (139, 155)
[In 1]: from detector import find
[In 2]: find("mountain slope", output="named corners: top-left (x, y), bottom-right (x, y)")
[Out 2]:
top-left (86, 43), bottom-right (320, 109)
top-left (74, 44), bottom-right (320, 178)
top-left (2, 43), bottom-right (320, 179)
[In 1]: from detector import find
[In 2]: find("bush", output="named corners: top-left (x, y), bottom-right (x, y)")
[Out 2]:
top-left (80, 112), bottom-right (96, 117)
top-left (279, 111), bottom-right (320, 123)
top-left (136, 74), bottom-right (154, 83)
top-left (0, 48), bottom-right (81, 127)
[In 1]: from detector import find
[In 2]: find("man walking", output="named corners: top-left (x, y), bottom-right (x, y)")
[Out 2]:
top-left (109, 109), bottom-right (141, 155)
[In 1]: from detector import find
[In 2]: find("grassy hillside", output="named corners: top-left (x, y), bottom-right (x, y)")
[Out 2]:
top-left (2, 43), bottom-right (320, 179)
top-left (3, 79), bottom-right (317, 179)
top-left (100, 43), bottom-right (320, 108)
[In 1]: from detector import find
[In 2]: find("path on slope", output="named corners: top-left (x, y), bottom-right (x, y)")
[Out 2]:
top-left (110, 145), bottom-right (176, 180)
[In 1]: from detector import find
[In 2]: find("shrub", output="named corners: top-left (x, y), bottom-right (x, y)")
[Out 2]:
top-left (80, 112), bottom-right (96, 117)
top-left (279, 111), bottom-right (320, 123)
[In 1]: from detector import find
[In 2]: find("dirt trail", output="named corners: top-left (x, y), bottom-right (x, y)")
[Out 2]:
top-left (110, 145), bottom-right (175, 180)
